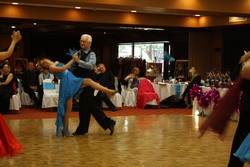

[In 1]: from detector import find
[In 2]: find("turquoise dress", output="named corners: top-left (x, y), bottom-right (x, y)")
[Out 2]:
top-left (234, 132), bottom-right (250, 164)
top-left (53, 63), bottom-right (84, 136)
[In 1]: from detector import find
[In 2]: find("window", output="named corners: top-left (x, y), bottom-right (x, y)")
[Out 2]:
top-left (118, 43), bottom-right (133, 58)
top-left (118, 41), bottom-right (169, 63)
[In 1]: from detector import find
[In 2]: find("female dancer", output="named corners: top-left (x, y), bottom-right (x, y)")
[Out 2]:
top-left (0, 31), bottom-right (24, 157)
top-left (199, 51), bottom-right (250, 167)
top-left (39, 56), bottom-right (117, 137)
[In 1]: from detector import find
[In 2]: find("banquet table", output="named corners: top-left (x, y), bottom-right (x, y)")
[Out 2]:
top-left (192, 86), bottom-right (239, 121)
top-left (152, 82), bottom-right (188, 101)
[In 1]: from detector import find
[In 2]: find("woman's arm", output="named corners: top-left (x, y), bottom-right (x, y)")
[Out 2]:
top-left (0, 31), bottom-right (22, 61)
top-left (240, 51), bottom-right (250, 80)
top-left (49, 55), bottom-right (77, 72)
top-left (241, 60), bottom-right (250, 80)
top-left (124, 74), bottom-right (134, 81)
top-left (0, 73), bottom-right (13, 85)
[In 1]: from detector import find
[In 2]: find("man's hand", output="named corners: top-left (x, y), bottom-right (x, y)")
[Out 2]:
top-left (73, 53), bottom-right (80, 63)
top-left (30, 86), bottom-right (38, 91)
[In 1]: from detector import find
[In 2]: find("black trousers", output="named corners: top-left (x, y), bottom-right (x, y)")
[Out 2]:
top-left (181, 83), bottom-right (193, 104)
top-left (0, 89), bottom-right (13, 114)
top-left (96, 92), bottom-right (116, 110)
top-left (228, 94), bottom-right (250, 167)
top-left (227, 108), bottom-right (250, 167)
top-left (24, 87), bottom-right (43, 106)
top-left (75, 86), bottom-right (113, 133)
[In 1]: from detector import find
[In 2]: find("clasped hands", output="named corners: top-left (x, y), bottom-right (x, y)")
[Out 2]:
top-left (30, 86), bottom-right (38, 91)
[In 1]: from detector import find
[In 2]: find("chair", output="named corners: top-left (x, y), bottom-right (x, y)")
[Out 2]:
top-left (9, 79), bottom-right (21, 110)
top-left (121, 85), bottom-right (137, 107)
top-left (41, 79), bottom-right (59, 109)
top-left (102, 93), bottom-right (123, 109)
top-left (20, 85), bottom-right (39, 106)
top-left (97, 77), bottom-right (123, 109)
top-left (121, 76), bottom-right (139, 107)
top-left (137, 78), bottom-right (160, 108)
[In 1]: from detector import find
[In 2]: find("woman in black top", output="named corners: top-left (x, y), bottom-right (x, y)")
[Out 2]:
top-left (179, 67), bottom-right (201, 108)
top-left (0, 64), bottom-right (15, 114)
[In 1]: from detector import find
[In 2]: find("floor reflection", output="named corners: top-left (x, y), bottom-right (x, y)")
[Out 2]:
top-left (1, 114), bottom-right (249, 167)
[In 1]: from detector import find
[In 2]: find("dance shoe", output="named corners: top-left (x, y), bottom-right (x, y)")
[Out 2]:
top-left (108, 120), bottom-right (116, 135)
top-left (72, 131), bottom-right (85, 136)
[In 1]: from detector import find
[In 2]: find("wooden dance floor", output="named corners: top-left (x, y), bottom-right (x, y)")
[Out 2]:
top-left (1, 109), bottom-right (249, 167)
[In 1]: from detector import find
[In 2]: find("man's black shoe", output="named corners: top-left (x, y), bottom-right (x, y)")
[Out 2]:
top-left (108, 120), bottom-right (116, 135)
top-left (72, 131), bottom-right (85, 136)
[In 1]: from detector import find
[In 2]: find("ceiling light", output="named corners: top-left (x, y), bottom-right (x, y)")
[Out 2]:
top-left (11, 26), bottom-right (16, 29)
top-left (134, 27), bottom-right (164, 31)
top-left (12, 2), bottom-right (18, 5)
top-left (75, 6), bottom-right (81, 9)
top-left (33, 23), bottom-right (37, 25)
top-left (131, 10), bottom-right (137, 13)
top-left (229, 17), bottom-right (247, 22)
top-left (194, 14), bottom-right (201, 17)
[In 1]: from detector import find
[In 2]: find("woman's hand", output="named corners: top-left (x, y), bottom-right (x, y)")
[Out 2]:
top-left (73, 53), bottom-right (80, 63)
top-left (240, 51), bottom-right (250, 63)
top-left (11, 31), bottom-right (22, 43)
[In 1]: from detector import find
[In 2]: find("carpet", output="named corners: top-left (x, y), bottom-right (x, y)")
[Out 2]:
top-left (2, 106), bottom-right (192, 120)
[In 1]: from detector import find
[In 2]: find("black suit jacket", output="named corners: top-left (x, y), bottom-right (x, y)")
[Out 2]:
top-left (96, 71), bottom-right (115, 89)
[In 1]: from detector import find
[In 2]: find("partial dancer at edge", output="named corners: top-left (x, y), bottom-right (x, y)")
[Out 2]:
top-left (0, 31), bottom-right (24, 157)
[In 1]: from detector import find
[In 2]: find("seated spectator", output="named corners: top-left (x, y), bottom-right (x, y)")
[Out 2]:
top-left (38, 68), bottom-right (55, 86)
top-left (22, 61), bottom-right (43, 108)
top-left (96, 63), bottom-right (117, 111)
top-left (0, 64), bottom-right (15, 114)
top-left (121, 67), bottom-right (140, 107)
top-left (179, 67), bottom-right (201, 108)
top-left (124, 67), bottom-right (140, 89)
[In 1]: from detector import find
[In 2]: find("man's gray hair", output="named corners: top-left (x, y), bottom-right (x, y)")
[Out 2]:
top-left (81, 34), bottom-right (92, 43)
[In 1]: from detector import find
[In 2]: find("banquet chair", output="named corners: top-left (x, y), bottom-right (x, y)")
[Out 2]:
top-left (20, 84), bottom-right (39, 106)
top-left (102, 93), bottom-right (123, 109)
top-left (41, 79), bottom-right (59, 109)
top-left (137, 78), bottom-right (160, 108)
top-left (121, 85), bottom-right (137, 107)
top-left (95, 77), bottom-right (123, 109)
top-left (9, 79), bottom-right (21, 111)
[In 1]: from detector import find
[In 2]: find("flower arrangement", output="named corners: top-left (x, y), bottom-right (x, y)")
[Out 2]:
top-left (190, 84), bottom-right (220, 109)
top-left (190, 84), bottom-right (240, 113)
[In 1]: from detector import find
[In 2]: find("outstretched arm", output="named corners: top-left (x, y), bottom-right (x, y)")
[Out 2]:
top-left (240, 51), bottom-right (250, 80)
top-left (49, 54), bottom-right (78, 72)
top-left (0, 31), bottom-right (22, 60)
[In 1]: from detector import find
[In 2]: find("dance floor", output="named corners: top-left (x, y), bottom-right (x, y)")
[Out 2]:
top-left (1, 107), bottom-right (249, 167)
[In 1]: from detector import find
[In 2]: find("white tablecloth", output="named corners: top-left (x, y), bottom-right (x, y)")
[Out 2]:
top-left (192, 86), bottom-right (239, 121)
top-left (152, 83), bottom-right (188, 101)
